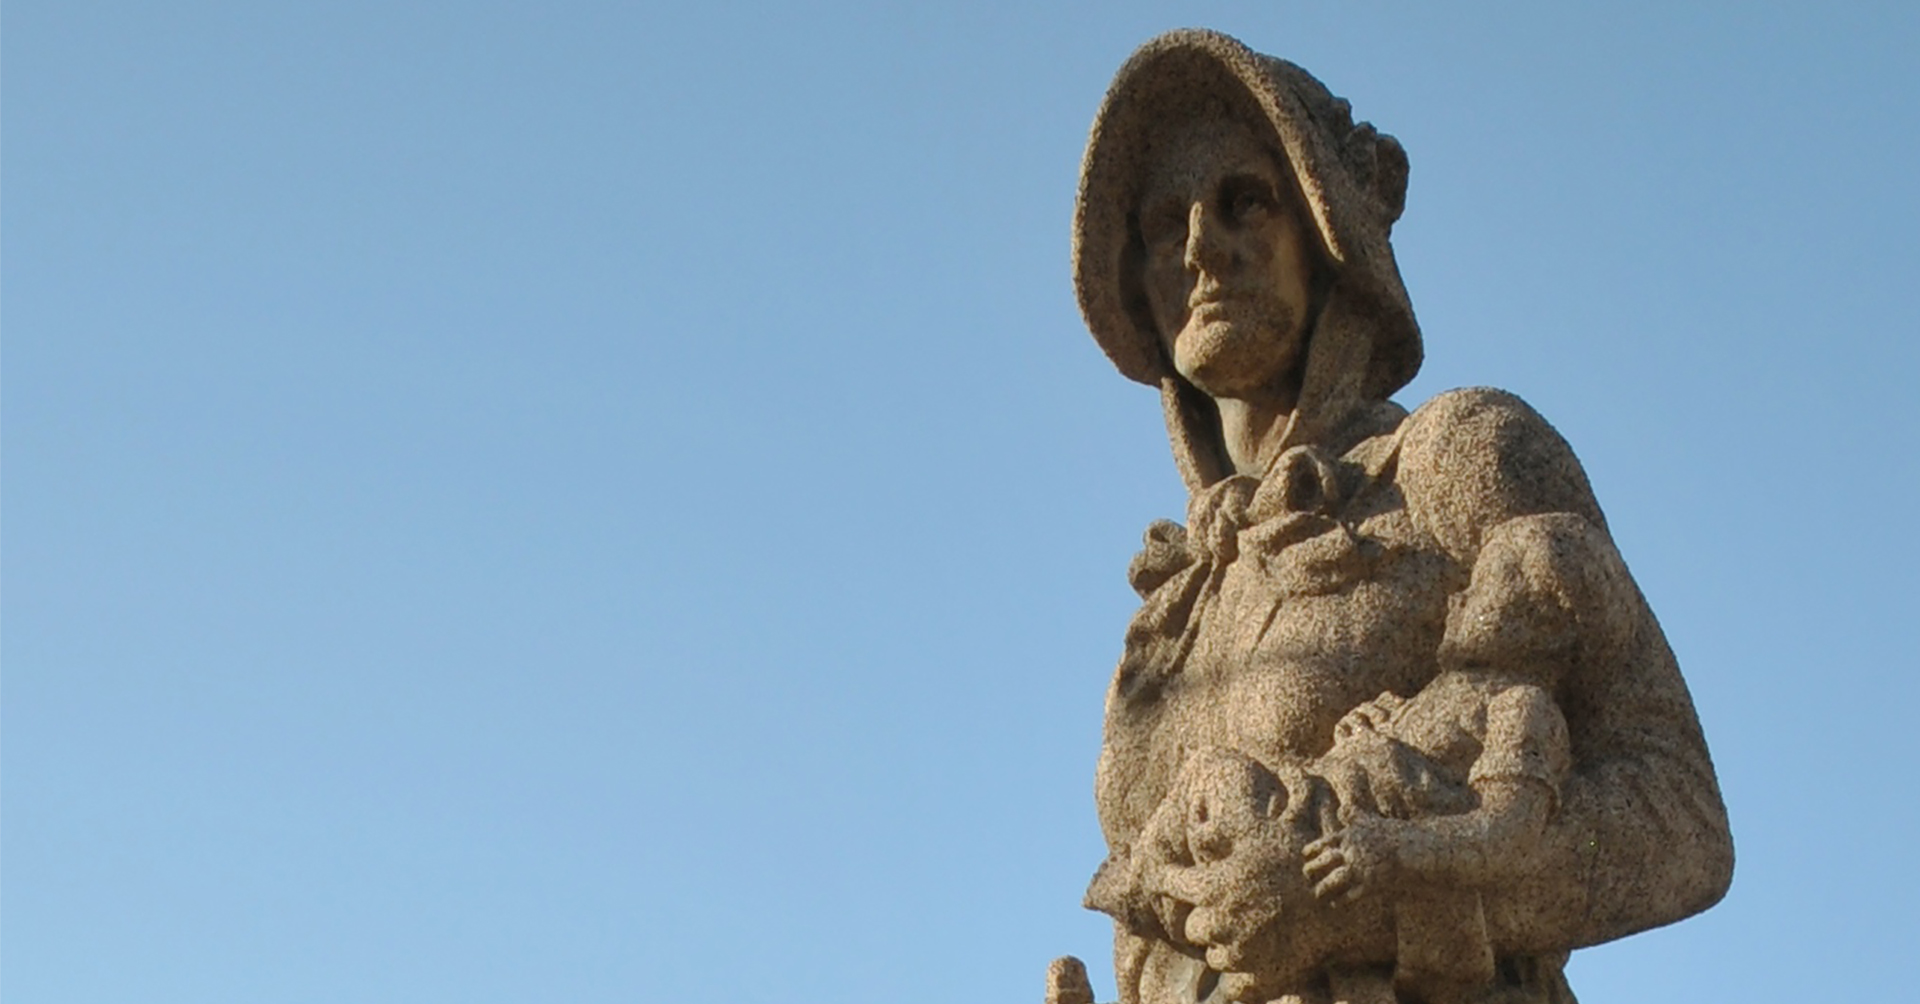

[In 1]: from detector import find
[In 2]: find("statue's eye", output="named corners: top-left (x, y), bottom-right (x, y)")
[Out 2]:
top-left (1227, 185), bottom-right (1272, 223)
top-left (1141, 207), bottom-right (1186, 251)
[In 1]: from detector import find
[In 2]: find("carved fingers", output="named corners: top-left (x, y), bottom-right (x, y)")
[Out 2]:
top-left (1141, 849), bottom-right (1283, 973)
top-left (1302, 832), bottom-right (1358, 902)
top-left (1119, 749), bottom-right (1296, 967)
top-left (1304, 816), bottom-right (1403, 904)
top-left (1332, 692), bottom-right (1408, 742)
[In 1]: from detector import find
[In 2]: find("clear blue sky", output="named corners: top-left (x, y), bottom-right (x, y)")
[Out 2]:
top-left (7, 2), bottom-right (1916, 1001)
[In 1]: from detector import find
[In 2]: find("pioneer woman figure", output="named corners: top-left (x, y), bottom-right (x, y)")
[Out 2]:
top-left (1049, 29), bottom-right (1732, 1004)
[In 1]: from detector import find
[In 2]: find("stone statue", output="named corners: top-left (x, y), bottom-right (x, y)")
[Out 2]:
top-left (1046, 30), bottom-right (1732, 1004)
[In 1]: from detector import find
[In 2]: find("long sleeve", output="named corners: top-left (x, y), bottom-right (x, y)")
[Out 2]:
top-left (1394, 387), bottom-right (1733, 948)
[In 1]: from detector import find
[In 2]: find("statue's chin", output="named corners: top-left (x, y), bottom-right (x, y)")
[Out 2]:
top-left (1173, 318), bottom-right (1303, 401)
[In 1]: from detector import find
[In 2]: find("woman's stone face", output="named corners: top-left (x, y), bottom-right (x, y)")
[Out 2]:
top-left (1138, 116), bottom-right (1315, 402)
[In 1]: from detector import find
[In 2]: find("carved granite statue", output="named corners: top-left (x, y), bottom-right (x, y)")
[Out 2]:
top-left (1046, 30), bottom-right (1732, 1004)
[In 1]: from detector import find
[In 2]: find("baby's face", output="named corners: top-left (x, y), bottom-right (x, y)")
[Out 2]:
top-left (1441, 541), bottom-right (1552, 668)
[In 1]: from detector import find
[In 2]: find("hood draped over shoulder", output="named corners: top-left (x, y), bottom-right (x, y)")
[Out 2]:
top-left (1072, 29), bottom-right (1423, 491)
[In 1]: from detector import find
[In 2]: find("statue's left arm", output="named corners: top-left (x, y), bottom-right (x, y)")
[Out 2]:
top-left (1397, 388), bottom-right (1734, 948)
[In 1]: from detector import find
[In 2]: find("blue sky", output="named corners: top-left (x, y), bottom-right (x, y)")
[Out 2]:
top-left (7, 2), bottom-right (1917, 1001)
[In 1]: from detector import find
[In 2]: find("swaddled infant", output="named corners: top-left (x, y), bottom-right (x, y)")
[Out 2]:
top-left (1086, 512), bottom-right (1635, 1001)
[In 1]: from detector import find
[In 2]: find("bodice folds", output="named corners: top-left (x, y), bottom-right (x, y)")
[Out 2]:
top-left (1095, 388), bottom-right (1732, 1003)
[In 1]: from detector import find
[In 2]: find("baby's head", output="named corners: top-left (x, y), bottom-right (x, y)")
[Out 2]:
top-left (1440, 513), bottom-right (1634, 677)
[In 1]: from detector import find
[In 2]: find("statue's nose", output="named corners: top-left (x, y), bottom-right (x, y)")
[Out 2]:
top-left (1183, 201), bottom-right (1234, 274)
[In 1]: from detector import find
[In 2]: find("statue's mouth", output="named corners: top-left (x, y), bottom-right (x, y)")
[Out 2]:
top-left (1188, 285), bottom-right (1267, 319)
top-left (1188, 297), bottom-right (1240, 323)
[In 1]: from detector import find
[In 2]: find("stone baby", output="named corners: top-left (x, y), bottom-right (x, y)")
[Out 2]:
top-left (1085, 513), bottom-right (1634, 1001)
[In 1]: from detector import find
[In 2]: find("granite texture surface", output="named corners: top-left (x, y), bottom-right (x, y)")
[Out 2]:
top-left (1048, 29), bottom-right (1732, 1004)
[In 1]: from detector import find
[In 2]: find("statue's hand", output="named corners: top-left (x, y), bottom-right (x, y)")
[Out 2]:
top-left (1332, 692), bottom-right (1408, 743)
top-left (1132, 749), bottom-right (1294, 973)
top-left (1148, 853), bottom-right (1292, 974)
top-left (1303, 815), bottom-right (1405, 904)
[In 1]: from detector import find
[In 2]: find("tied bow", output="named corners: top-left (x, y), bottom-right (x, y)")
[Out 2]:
top-left (1116, 447), bottom-right (1353, 703)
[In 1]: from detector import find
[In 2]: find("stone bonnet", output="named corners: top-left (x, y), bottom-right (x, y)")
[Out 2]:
top-left (1072, 30), bottom-right (1425, 486)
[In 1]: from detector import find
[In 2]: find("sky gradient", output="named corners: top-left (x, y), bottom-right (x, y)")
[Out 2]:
top-left (7, 2), bottom-right (1918, 1001)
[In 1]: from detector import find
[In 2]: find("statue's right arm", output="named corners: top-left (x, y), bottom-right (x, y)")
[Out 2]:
top-left (1395, 388), bottom-right (1733, 948)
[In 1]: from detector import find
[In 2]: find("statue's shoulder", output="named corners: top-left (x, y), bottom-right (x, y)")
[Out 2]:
top-left (1396, 387), bottom-right (1563, 452)
top-left (1387, 388), bottom-right (1608, 560)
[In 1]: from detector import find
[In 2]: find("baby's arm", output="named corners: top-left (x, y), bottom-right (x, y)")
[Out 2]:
top-left (1406, 682), bottom-right (1568, 884)
top-left (1305, 683), bottom-right (1569, 900)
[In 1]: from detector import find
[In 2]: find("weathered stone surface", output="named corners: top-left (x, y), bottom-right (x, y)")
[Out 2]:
top-left (1048, 29), bottom-right (1732, 1004)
